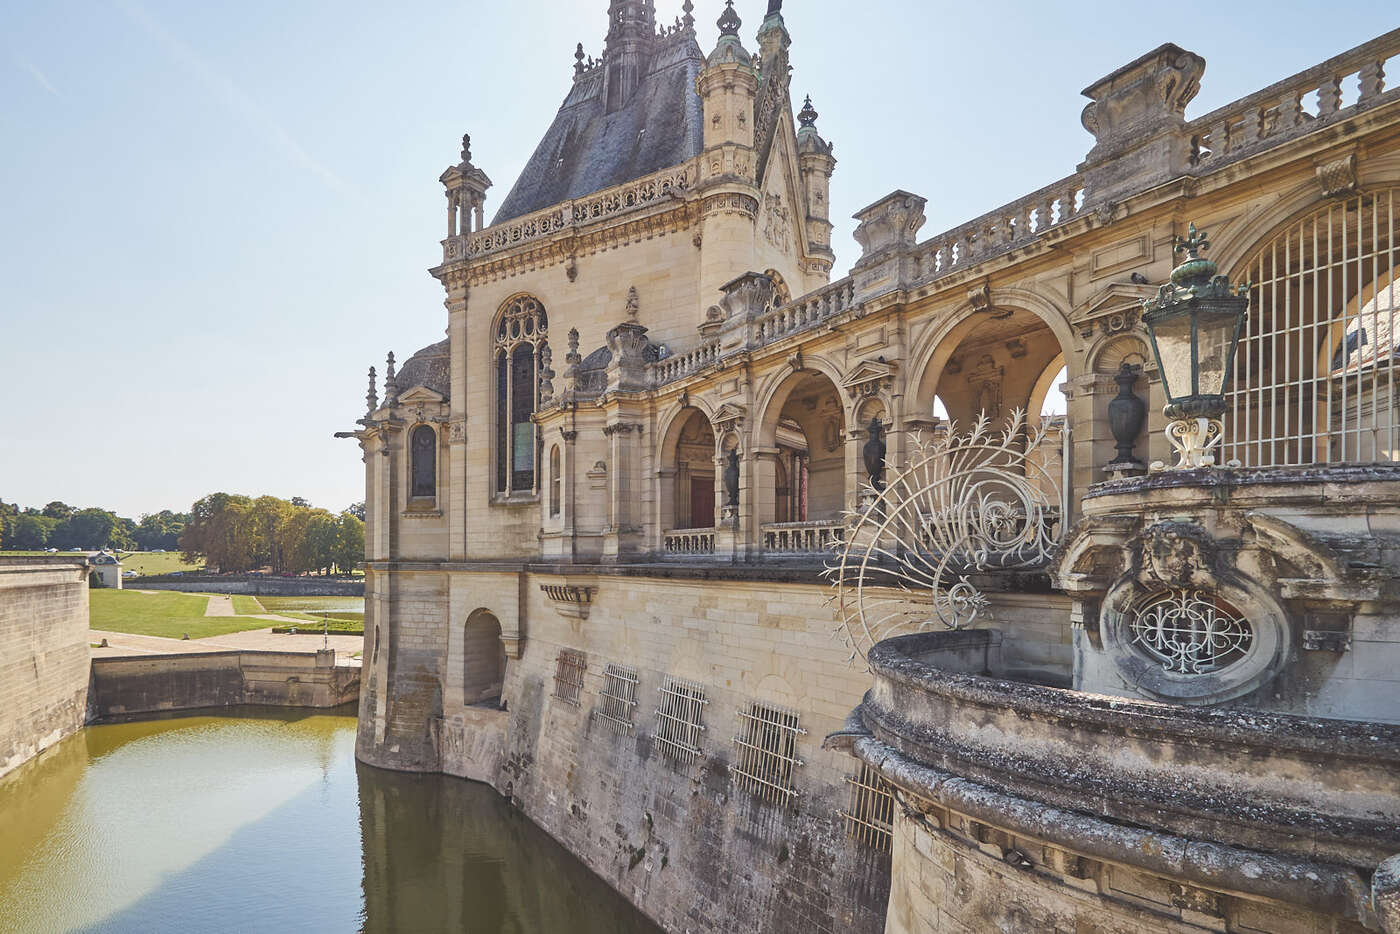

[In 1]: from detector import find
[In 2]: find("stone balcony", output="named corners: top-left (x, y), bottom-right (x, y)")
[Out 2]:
top-left (831, 628), bottom-right (1400, 932)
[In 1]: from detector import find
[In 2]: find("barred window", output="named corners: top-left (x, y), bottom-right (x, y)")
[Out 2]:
top-left (593, 663), bottom-right (639, 735)
top-left (730, 701), bottom-right (806, 806)
top-left (552, 649), bottom-right (586, 706)
top-left (841, 763), bottom-right (894, 853)
top-left (653, 677), bottom-right (707, 764)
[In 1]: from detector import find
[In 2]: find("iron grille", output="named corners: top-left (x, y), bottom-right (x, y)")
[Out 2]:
top-left (730, 701), bottom-right (806, 806)
top-left (593, 663), bottom-right (640, 735)
top-left (1227, 189), bottom-right (1399, 466)
top-left (552, 649), bottom-right (586, 706)
top-left (841, 763), bottom-right (894, 853)
top-left (653, 676), bottom-right (707, 764)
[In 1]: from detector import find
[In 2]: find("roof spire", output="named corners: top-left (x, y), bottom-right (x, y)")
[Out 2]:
top-left (717, 0), bottom-right (741, 37)
top-left (798, 95), bottom-right (818, 128)
top-left (767, 0), bottom-right (783, 14)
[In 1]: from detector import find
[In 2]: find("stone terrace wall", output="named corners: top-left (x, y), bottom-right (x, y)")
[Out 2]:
top-left (0, 558), bottom-right (91, 780)
top-left (88, 650), bottom-right (359, 719)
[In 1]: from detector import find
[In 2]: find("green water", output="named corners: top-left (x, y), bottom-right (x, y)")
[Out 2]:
top-left (0, 710), bottom-right (660, 934)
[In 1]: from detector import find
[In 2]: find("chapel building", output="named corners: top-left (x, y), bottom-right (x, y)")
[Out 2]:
top-left (346, 5), bottom-right (1400, 932)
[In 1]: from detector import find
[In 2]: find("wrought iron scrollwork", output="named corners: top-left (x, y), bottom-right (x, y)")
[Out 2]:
top-left (827, 410), bottom-right (1065, 663)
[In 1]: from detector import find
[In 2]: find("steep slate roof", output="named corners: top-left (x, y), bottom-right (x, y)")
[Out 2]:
top-left (396, 340), bottom-right (451, 399)
top-left (492, 34), bottom-right (705, 225)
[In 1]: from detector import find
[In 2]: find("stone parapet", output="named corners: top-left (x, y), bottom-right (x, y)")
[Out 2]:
top-left (835, 628), bottom-right (1400, 933)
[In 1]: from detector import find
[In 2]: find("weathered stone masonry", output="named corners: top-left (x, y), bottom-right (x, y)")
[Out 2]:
top-left (0, 557), bottom-right (91, 780)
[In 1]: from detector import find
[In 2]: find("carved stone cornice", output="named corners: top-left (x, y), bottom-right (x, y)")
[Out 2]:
top-left (601, 422), bottom-right (645, 438)
top-left (540, 583), bottom-right (598, 620)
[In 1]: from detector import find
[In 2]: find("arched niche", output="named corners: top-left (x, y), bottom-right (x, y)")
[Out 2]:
top-left (463, 609), bottom-right (506, 706)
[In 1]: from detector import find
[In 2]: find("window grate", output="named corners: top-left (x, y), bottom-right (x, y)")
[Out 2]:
top-left (652, 676), bottom-right (708, 764)
top-left (730, 701), bottom-right (806, 806)
top-left (593, 663), bottom-right (640, 735)
top-left (841, 763), bottom-right (894, 853)
top-left (552, 649), bottom-right (586, 706)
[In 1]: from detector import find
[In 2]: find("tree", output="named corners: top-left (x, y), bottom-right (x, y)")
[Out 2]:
top-left (334, 512), bottom-right (365, 574)
top-left (50, 508), bottom-right (121, 551)
top-left (42, 502), bottom-right (75, 520)
top-left (8, 515), bottom-right (57, 550)
top-left (346, 502), bottom-right (366, 521)
top-left (134, 510), bottom-right (187, 551)
top-left (290, 497), bottom-right (312, 509)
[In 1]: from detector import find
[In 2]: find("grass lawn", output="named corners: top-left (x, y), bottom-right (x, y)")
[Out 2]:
top-left (90, 590), bottom-right (273, 640)
top-left (121, 552), bottom-right (205, 577)
top-left (272, 617), bottom-right (365, 634)
top-left (231, 595), bottom-right (265, 615)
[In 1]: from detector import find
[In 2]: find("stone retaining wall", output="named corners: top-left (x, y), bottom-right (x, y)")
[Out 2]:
top-left (133, 577), bottom-right (364, 597)
top-left (88, 650), bottom-right (360, 719)
top-left (0, 558), bottom-right (92, 779)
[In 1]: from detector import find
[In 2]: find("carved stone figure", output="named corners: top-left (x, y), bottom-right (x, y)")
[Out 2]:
top-left (723, 449), bottom-right (740, 507)
top-left (862, 418), bottom-right (887, 490)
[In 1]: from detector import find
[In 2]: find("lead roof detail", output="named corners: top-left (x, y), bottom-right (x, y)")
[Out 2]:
top-left (491, 4), bottom-right (705, 225)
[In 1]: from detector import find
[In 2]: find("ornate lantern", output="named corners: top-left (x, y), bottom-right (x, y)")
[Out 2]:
top-left (1141, 224), bottom-right (1249, 469)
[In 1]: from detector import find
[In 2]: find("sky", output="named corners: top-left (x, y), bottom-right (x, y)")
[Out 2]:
top-left (2, 0), bottom-right (1395, 519)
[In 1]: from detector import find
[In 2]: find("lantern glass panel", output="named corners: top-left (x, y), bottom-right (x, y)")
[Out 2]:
top-left (1194, 306), bottom-right (1241, 397)
top-left (1150, 311), bottom-right (1195, 402)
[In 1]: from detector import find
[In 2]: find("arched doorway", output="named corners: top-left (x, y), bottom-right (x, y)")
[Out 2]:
top-left (463, 609), bottom-right (506, 706)
top-left (664, 409), bottom-right (717, 531)
top-left (757, 370), bottom-right (848, 553)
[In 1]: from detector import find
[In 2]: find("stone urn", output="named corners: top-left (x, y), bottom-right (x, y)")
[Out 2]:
top-left (1106, 363), bottom-right (1147, 474)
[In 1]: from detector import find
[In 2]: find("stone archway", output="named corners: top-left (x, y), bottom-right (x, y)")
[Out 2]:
top-left (663, 408), bottom-right (718, 531)
top-left (755, 369), bottom-right (848, 549)
top-left (463, 609), bottom-right (506, 706)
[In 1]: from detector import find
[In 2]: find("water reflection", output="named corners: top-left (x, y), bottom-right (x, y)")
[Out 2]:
top-left (0, 709), bottom-right (658, 934)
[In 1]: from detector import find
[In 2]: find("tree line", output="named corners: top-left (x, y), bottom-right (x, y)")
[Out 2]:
top-left (179, 494), bottom-right (364, 575)
top-left (0, 501), bottom-right (185, 552)
top-left (2, 495), bottom-right (366, 576)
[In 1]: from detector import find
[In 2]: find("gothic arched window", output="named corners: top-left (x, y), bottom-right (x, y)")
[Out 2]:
top-left (410, 425), bottom-right (437, 500)
top-left (495, 296), bottom-right (549, 496)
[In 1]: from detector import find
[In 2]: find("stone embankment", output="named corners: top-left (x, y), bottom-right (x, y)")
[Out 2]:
top-left (88, 650), bottom-right (360, 719)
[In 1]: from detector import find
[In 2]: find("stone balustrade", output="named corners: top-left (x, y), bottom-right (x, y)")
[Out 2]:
top-left (762, 520), bottom-right (845, 555)
top-left (907, 175), bottom-right (1086, 283)
top-left (753, 277), bottom-right (857, 346)
top-left (663, 529), bottom-right (717, 556)
top-left (649, 339), bottom-right (721, 387)
top-left (1188, 29), bottom-right (1400, 170)
top-left (440, 162), bottom-right (697, 264)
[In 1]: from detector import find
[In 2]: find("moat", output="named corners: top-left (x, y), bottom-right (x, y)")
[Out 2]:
top-left (0, 709), bottom-right (661, 934)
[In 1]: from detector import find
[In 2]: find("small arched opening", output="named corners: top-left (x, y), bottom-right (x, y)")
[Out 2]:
top-left (463, 609), bottom-right (506, 706)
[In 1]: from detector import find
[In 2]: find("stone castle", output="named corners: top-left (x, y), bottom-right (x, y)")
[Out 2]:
top-left (344, 3), bottom-right (1400, 931)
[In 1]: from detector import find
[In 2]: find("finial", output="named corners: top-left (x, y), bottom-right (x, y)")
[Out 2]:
top-left (681, 0), bottom-right (694, 29)
top-left (626, 286), bottom-right (640, 321)
top-left (367, 367), bottom-right (378, 413)
top-left (460, 134), bottom-right (472, 164)
top-left (574, 43), bottom-right (586, 77)
top-left (717, 0), bottom-right (741, 37)
top-left (384, 353), bottom-right (399, 406)
top-left (1175, 222), bottom-right (1210, 261)
top-left (568, 327), bottom-right (580, 357)
top-left (798, 95), bottom-right (818, 128)
top-left (767, 0), bottom-right (783, 14)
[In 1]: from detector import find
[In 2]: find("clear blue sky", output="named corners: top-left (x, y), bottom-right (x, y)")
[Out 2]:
top-left (3, 0), bottom-right (1394, 518)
